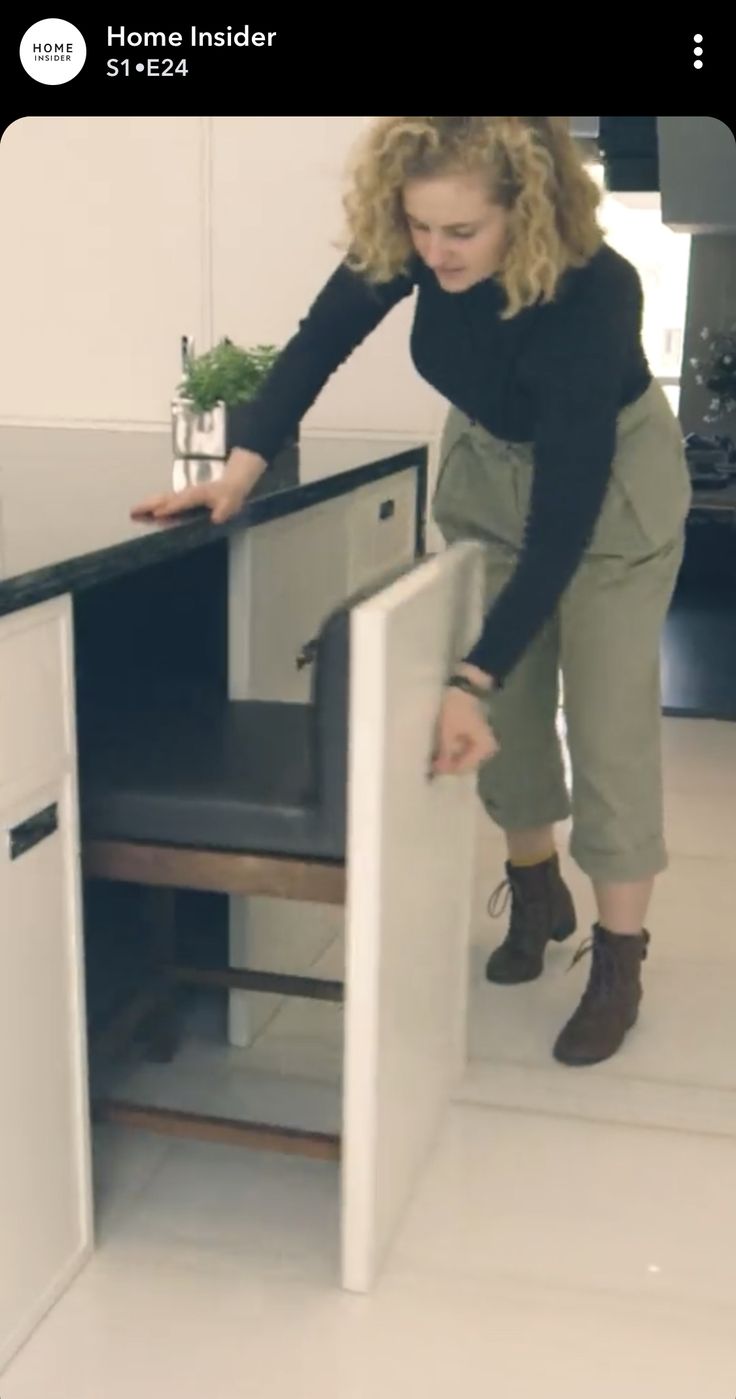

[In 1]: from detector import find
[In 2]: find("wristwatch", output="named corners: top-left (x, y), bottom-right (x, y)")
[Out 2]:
top-left (445, 673), bottom-right (492, 701)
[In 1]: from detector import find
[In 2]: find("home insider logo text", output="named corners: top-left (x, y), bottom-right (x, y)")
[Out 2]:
top-left (108, 25), bottom-right (278, 49)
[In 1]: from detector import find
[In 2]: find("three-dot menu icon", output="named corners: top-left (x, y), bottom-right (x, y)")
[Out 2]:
top-left (694, 33), bottom-right (703, 68)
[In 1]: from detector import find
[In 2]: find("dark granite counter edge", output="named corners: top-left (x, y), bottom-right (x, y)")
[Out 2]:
top-left (0, 446), bottom-right (428, 621)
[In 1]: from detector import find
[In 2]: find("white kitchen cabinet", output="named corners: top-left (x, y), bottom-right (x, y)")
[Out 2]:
top-left (226, 466), bottom-right (420, 1047)
top-left (229, 494), bottom-right (349, 706)
top-left (230, 467), bottom-right (419, 705)
top-left (344, 468), bottom-right (418, 594)
top-left (0, 598), bottom-right (93, 1375)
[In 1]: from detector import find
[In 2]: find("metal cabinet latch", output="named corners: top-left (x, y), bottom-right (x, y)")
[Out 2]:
top-left (296, 638), bottom-right (319, 670)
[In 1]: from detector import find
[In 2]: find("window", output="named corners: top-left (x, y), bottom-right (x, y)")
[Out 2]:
top-left (588, 163), bottom-right (692, 415)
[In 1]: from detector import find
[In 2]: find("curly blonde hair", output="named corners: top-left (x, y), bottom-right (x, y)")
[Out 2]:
top-left (341, 117), bottom-right (604, 319)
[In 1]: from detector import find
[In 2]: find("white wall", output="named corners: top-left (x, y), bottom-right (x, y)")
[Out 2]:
top-left (210, 117), bottom-right (443, 438)
top-left (0, 116), bottom-right (447, 451)
top-left (0, 117), bottom-right (209, 427)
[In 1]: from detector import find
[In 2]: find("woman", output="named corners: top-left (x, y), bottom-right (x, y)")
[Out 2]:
top-left (133, 116), bottom-right (692, 1068)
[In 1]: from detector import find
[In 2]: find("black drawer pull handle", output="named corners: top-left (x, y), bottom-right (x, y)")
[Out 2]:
top-left (9, 803), bottom-right (59, 860)
top-left (296, 638), bottom-right (319, 670)
top-left (379, 498), bottom-right (395, 520)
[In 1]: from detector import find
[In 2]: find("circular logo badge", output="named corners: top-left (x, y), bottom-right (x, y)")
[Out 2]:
top-left (19, 19), bottom-right (87, 85)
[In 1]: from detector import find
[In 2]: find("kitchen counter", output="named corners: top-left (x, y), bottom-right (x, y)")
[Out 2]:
top-left (0, 426), bottom-right (428, 618)
top-left (687, 478), bottom-right (736, 522)
top-left (662, 481), bottom-right (736, 721)
top-left (0, 418), bottom-right (473, 1352)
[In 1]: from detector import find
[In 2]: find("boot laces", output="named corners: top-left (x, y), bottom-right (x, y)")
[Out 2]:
top-left (567, 931), bottom-right (649, 1002)
top-left (486, 870), bottom-right (545, 957)
top-left (568, 937), bottom-right (615, 1001)
top-left (487, 876), bottom-right (514, 919)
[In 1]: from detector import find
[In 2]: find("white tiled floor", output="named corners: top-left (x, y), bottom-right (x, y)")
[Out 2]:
top-left (464, 716), bottom-right (736, 1138)
top-left (3, 716), bottom-right (736, 1396)
top-left (5, 1108), bottom-right (736, 1398)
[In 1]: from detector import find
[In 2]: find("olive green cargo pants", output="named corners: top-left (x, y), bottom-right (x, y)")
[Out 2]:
top-left (432, 380), bottom-right (692, 882)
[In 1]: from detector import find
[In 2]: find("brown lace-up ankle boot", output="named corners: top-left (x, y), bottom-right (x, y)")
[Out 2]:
top-left (553, 924), bottom-right (651, 1066)
top-left (485, 853), bottom-right (577, 985)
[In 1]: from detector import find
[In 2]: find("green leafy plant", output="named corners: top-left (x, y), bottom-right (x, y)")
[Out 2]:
top-left (689, 322), bottom-right (736, 424)
top-left (178, 339), bottom-right (280, 415)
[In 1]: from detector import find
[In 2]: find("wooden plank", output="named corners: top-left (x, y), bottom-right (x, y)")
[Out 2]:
top-left (171, 964), bottom-right (344, 1002)
top-left (92, 1099), bottom-right (341, 1161)
top-left (141, 886), bottom-right (180, 1061)
top-left (90, 980), bottom-right (164, 1060)
top-left (83, 839), bottom-right (346, 905)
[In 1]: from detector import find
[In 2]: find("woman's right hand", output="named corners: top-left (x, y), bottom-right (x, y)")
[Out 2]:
top-left (131, 448), bottom-right (268, 526)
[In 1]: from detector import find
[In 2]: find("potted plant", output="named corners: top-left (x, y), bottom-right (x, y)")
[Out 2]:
top-left (171, 337), bottom-right (299, 483)
top-left (688, 322), bottom-right (736, 425)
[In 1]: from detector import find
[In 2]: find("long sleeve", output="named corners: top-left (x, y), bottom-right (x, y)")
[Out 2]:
top-left (228, 259), bottom-right (417, 459)
top-left (463, 257), bottom-right (644, 681)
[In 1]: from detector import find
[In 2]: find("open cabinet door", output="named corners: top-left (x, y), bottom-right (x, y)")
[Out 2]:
top-left (341, 541), bottom-right (485, 1292)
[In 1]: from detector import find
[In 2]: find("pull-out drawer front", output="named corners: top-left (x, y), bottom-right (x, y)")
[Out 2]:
top-left (0, 599), bottom-right (75, 797)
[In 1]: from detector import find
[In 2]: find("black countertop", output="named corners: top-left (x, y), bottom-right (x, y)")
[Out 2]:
top-left (688, 479), bottom-right (736, 521)
top-left (0, 426), bottom-right (428, 618)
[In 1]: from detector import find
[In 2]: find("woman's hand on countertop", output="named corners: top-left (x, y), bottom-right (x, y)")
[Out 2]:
top-left (131, 448), bottom-right (268, 526)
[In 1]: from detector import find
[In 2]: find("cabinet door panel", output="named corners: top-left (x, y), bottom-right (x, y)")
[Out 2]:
top-left (230, 498), bottom-right (348, 705)
top-left (0, 774), bottom-right (92, 1371)
top-left (342, 542), bottom-right (484, 1291)
top-left (0, 609), bottom-right (73, 800)
top-left (346, 470), bottom-right (417, 593)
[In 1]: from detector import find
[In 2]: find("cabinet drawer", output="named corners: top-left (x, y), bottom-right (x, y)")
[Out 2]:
top-left (235, 497), bottom-right (349, 703)
top-left (346, 470), bottom-right (417, 592)
top-left (0, 600), bottom-right (74, 792)
top-left (229, 470), bottom-right (419, 706)
top-left (0, 773), bottom-right (92, 1368)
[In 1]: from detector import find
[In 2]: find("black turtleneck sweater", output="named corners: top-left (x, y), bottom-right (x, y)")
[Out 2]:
top-left (230, 242), bottom-right (653, 682)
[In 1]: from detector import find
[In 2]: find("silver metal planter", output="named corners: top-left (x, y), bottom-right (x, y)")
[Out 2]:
top-left (171, 397), bottom-right (228, 490)
top-left (171, 396), bottom-right (300, 495)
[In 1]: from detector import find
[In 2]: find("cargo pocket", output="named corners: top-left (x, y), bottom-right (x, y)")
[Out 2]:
top-left (589, 418), bottom-right (692, 559)
top-left (431, 426), bottom-right (474, 541)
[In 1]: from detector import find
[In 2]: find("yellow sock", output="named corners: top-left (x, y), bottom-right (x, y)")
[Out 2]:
top-left (509, 848), bottom-right (556, 868)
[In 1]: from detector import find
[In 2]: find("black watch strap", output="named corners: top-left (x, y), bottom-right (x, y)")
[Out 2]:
top-left (446, 673), bottom-right (491, 701)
